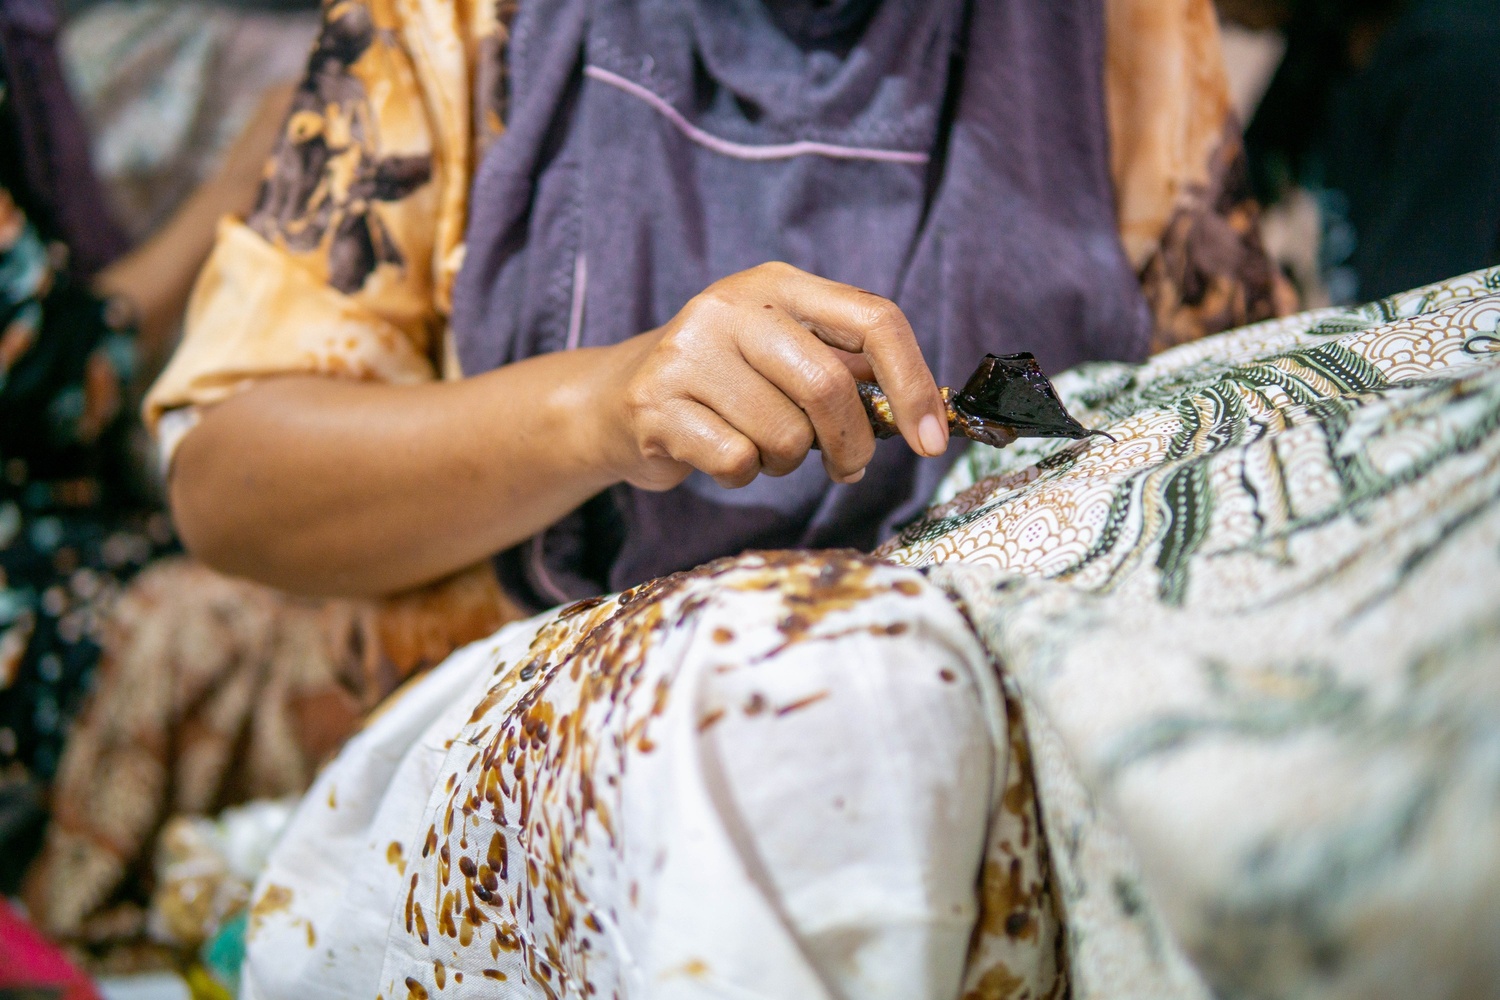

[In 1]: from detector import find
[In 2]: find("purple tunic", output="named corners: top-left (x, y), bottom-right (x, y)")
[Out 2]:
top-left (452, 0), bottom-right (1150, 610)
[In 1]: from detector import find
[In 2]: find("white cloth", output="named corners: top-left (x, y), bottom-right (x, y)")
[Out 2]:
top-left (243, 552), bottom-right (1014, 1000)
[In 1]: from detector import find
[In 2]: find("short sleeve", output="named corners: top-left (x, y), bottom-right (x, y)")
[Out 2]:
top-left (144, 0), bottom-right (470, 429)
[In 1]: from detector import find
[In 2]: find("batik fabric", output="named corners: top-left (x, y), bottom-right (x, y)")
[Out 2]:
top-left (883, 264), bottom-right (1500, 1000)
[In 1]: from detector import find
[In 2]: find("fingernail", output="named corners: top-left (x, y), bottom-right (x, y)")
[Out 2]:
top-left (918, 413), bottom-right (947, 456)
top-left (842, 468), bottom-right (866, 484)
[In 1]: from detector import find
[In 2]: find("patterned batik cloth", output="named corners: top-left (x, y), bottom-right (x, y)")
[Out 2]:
top-left (882, 265), bottom-right (1500, 1000)
top-left (22, 558), bottom-right (515, 957)
top-left (245, 267), bottom-right (1498, 1000)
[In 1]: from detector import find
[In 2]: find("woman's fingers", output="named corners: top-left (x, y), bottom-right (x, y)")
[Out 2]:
top-left (638, 398), bottom-right (764, 491)
top-left (690, 362), bottom-right (817, 479)
top-left (611, 262), bottom-right (948, 496)
top-left (755, 263), bottom-right (948, 457)
top-left (735, 312), bottom-right (875, 481)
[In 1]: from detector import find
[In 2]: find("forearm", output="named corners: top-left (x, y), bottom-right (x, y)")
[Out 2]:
top-left (169, 350), bottom-right (624, 597)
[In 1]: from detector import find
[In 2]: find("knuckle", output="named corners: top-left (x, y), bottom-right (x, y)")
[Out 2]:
top-left (857, 298), bottom-right (909, 338)
top-left (754, 260), bottom-right (797, 281)
top-left (685, 288), bottom-right (737, 324)
top-left (714, 439), bottom-right (760, 483)
top-left (802, 357), bottom-right (854, 405)
top-left (766, 421), bottom-right (814, 464)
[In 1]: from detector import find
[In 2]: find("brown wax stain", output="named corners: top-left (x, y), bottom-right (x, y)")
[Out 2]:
top-left (775, 691), bottom-right (830, 716)
top-left (962, 961), bottom-right (1027, 1000)
top-left (404, 976), bottom-right (428, 1000)
top-left (327, 785), bottom-right (337, 809)
top-left (398, 550), bottom-right (920, 1000)
top-left (249, 883), bottom-right (293, 935)
top-left (388, 840), bottom-right (406, 874)
top-left (975, 854), bottom-right (1040, 943)
top-left (663, 958), bottom-right (711, 979)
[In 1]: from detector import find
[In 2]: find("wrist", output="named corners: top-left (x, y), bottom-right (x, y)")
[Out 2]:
top-left (542, 342), bottom-right (639, 488)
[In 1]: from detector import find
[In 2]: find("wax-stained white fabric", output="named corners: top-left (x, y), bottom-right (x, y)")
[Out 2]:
top-left (242, 552), bottom-right (1013, 1000)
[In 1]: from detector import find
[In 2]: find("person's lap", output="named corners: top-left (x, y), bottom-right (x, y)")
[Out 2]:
top-left (242, 550), bottom-right (1010, 1000)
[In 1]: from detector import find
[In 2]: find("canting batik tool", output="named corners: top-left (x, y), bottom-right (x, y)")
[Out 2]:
top-left (855, 352), bottom-right (1113, 449)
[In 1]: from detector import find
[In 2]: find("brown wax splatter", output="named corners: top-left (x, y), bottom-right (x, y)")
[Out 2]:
top-left (775, 691), bottom-right (830, 716)
top-left (400, 551), bottom-right (921, 998)
top-left (962, 961), bottom-right (1027, 1000)
top-left (249, 884), bottom-right (293, 935)
top-left (667, 958), bottom-right (711, 979)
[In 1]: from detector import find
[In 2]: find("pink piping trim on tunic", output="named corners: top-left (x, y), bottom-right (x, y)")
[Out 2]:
top-left (583, 65), bottom-right (931, 165)
top-left (565, 252), bottom-right (588, 351)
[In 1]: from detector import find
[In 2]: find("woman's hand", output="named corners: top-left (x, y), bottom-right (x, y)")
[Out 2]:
top-left (170, 263), bottom-right (948, 597)
top-left (597, 262), bottom-right (950, 492)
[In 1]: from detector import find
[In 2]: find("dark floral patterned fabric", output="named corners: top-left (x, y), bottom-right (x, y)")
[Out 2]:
top-left (1138, 123), bottom-right (1292, 355)
top-left (0, 85), bottom-right (178, 888)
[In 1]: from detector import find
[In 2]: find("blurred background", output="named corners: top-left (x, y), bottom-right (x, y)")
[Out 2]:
top-left (1218, 0), bottom-right (1500, 307)
top-left (0, 0), bottom-right (1497, 997)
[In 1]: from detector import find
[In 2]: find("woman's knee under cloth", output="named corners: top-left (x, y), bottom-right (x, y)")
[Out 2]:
top-left (242, 552), bottom-right (1007, 1000)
